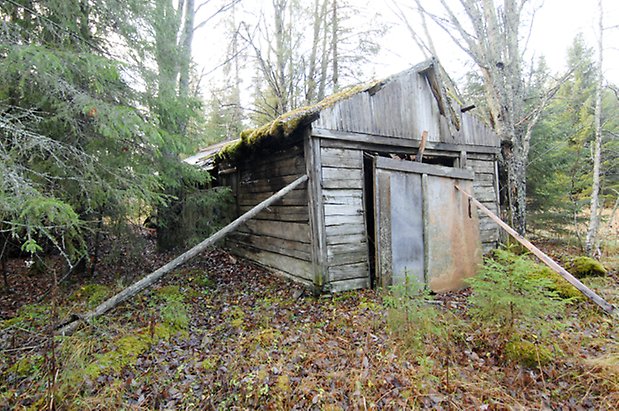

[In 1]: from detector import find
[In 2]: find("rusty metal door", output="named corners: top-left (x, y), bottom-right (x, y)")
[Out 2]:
top-left (373, 157), bottom-right (482, 292)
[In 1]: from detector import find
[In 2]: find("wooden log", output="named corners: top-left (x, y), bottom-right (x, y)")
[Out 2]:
top-left (58, 175), bottom-right (310, 335)
top-left (455, 185), bottom-right (617, 316)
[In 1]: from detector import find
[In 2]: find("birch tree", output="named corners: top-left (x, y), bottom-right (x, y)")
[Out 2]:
top-left (585, 0), bottom-right (605, 256)
top-left (400, 0), bottom-right (545, 234)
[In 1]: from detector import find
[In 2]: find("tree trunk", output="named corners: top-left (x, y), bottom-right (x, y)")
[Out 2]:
top-left (306, 0), bottom-right (327, 103)
top-left (585, 0), bottom-right (604, 257)
top-left (178, 0), bottom-right (195, 100)
top-left (331, 0), bottom-right (339, 92)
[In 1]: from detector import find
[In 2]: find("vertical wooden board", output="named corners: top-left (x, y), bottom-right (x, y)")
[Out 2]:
top-left (388, 171), bottom-right (425, 286)
top-left (305, 135), bottom-right (327, 289)
top-left (424, 177), bottom-right (482, 292)
top-left (375, 169), bottom-right (392, 288)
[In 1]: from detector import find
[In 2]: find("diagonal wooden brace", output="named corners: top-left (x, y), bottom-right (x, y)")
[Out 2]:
top-left (456, 185), bottom-right (616, 317)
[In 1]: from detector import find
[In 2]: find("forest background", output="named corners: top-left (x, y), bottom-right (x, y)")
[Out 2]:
top-left (1, 1), bottom-right (619, 409)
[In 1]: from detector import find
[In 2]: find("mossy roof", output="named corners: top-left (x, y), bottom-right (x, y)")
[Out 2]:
top-left (213, 80), bottom-right (381, 163)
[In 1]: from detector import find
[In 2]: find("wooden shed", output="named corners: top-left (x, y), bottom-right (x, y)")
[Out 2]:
top-left (195, 59), bottom-right (501, 294)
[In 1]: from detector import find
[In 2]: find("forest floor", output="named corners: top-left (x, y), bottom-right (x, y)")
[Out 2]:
top-left (0, 232), bottom-right (618, 410)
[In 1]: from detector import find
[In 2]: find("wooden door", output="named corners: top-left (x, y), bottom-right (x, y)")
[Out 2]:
top-left (373, 157), bottom-right (482, 292)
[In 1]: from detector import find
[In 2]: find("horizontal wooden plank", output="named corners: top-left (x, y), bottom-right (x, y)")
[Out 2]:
top-left (329, 277), bottom-right (371, 293)
top-left (238, 188), bottom-right (308, 206)
top-left (322, 189), bottom-right (364, 205)
top-left (240, 174), bottom-right (304, 193)
top-left (239, 144), bottom-right (304, 170)
top-left (313, 128), bottom-right (500, 153)
top-left (326, 232), bottom-right (367, 246)
top-left (467, 159), bottom-right (495, 174)
top-left (320, 147), bottom-right (363, 169)
top-left (479, 218), bottom-right (499, 231)
top-left (238, 205), bottom-right (309, 223)
top-left (467, 152), bottom-right (495, 161)
top-left (472, 187), bottom-right (498, 203)
top-left (324, 204), bottom-right (363, 216)
top-left (238, 220), bottom-right (311, 243)
top-left (230, 246), bottom-right (314, 281)
top-left (480, 229), bottom-right (500, 243)
top-left (322, 167), bottom-right (363, 181)
top-left (321, 179), bottom-right (364, 189)
top-left (324, 214), bottom-right (365, 226)
top-left (325, 223), bottom-right (366, 237)
top-left (328, 262), bottom-right (369, 281)
top-left (239, 155), bottom-right (305, 181)
top-left (327, 250), bottom-right (367, 265)
top-left (227, 235), bottom-right (311, 261)
top-left (474, 173), bottom-right (496, 183)
top-left (376, 156), bottom-right (474, 180)
top-left (328, 242), bottom-right (367, 256)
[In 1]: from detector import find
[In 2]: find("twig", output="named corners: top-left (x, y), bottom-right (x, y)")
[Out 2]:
top-left (36, 256), bottom-right (85, 303)
top-left (1, 344), bottom-right (43, 353)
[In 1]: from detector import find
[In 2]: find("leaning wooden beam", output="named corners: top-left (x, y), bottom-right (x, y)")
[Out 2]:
top-left (455, 185), bottom-right (617, 316)
top-left (58, 175), bottom-right (309, 335)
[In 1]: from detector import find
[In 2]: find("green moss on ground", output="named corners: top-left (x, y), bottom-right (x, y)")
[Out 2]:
top-left (569, 257), bottom-right (607, 278)
top-left (505, 338), bottom-right (554, 368)
top-left (70, 284), bottom-right (111, 308)
top-left (528, 266), bottom-right (584, 301)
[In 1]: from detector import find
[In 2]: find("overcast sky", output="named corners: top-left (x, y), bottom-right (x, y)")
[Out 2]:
top-left (194, 0), bottom-right (619, 93)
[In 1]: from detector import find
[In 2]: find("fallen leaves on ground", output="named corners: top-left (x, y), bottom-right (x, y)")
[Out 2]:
top-left (1, 244), bottom-right (618, 410)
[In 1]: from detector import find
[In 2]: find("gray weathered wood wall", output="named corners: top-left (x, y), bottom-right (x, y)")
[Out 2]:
top-left (224, 143), bottom-right (315, 287)
top-left (313, 68), bottom-right (498, 149)
top-left (318, 142), bottom-right (371, 292)
top-left (465, 153), bottom-right (500, 252)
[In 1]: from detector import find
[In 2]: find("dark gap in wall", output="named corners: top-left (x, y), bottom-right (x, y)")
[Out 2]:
top-left (362, 153), bottom-right (377, 288)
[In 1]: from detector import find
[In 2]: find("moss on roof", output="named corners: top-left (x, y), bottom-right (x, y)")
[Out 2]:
top-left (215, 80), bottom-right (381, 162)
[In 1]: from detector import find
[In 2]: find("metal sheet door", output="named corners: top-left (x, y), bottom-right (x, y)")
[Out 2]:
top-left (373, 157), bottom-right (481, 291)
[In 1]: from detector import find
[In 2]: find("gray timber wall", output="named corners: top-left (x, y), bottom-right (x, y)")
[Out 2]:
top-left (466, 153), bottom-right (500, 252)
top-left (313, 69), bottom-right (498, 149)
top-left (318, 143), bottom-right (371, 292)
top-left (224, 143), bottom-right (314, 286)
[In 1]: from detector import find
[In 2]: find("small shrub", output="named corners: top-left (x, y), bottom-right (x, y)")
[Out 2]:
top-left (466, 250), bottom-right (566, 337)
top-left (154, 285), bottom-right (190, 331)
top-left (569, 256), bottom-right (607, 278)
top-left (383, 279), bottom-right (454, 353)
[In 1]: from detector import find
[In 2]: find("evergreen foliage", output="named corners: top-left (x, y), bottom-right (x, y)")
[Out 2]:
top-left (527, 35), bottom-right (619, 239)
top-left (466, 249), bottom-right (566, 337)
top-left (0, 1), bottom-right (167, 262)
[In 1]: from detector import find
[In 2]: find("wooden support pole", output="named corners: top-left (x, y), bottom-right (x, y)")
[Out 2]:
top-left (415, 130), bottom-right (428, 162)
top-left (58, 175), bottom-right (310, 335)
top-left (455, 185), bottom-right (617, 316)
